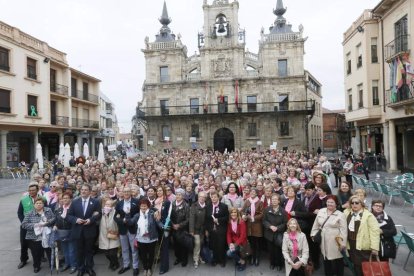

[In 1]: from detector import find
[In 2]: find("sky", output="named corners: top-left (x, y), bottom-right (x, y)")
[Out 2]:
top-left (0, 0), bottom-right (380, 133)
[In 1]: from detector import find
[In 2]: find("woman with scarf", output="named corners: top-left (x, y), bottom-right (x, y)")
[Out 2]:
top-left (53, 191), bottom-right (77, 273)
top-left (263, 193), bottom-right (288, 271)
top-left (171, 188), bottom-right (190, 267)
top-left (221, 182), bottom-right (244, 210)
top-left (226, 208), bottom-right (248, 271)
top-left (146, 186), bottom-right (157, 207)
top-left (261, 186), bottom-right (273, 208)
top-left (337, 181), bottom-right (352, 211)
top-left (21, 197), bottom-right (56, 273)
top-left (282, 218), bottom-right (309, 276)
top-left (344, 195), bottom-right (380, 276)
top-left (184, 184), bottom-right (197, 206)
top-left (371, 199), bottom-right (397, 261)
top-left (241, 188), bottom-right (264, 266)
top-left (126, 198), bottom-right (159, 276)
top-left (311, 195), bottom-right (347, 276)
top-left (282, 186), bottom-right (308, 233)
top-left (98, 199), bottom-right (120, 271)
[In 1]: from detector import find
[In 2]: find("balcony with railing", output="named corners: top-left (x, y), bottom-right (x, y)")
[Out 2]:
top-left (186, 73), bottom-right (201, 81)
top-left (385, 34), bottom-right (410, 62)
top-left (51, 116), bottom-right (69, 127)
top-left (72, 118), bottom-right (99, 129)
top-left (50, 83), bottom-right (69, 97)
top-left (137, 100), bottom-right (315, 119)
top-left (71, 90), bottom-right (99, 104)
top-left (385, 83), bottom-right (414, 108)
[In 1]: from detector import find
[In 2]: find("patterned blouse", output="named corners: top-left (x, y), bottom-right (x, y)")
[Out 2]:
top-left (21, 207), bottom-right (56, 240)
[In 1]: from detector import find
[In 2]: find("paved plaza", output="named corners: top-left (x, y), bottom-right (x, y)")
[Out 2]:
top-left (0, 175), bottom-right (413, 276)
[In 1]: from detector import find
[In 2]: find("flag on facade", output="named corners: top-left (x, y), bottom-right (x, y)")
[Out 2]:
top-left (235, 80), bottom-right (239, 108)
top-left (219, 85), bottom-right (224, 103)
top-left (396, 56), bottom-right (405, 88)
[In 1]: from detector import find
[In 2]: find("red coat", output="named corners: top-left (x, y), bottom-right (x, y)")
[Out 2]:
top-left (226, 219), bottom-right (247, 246)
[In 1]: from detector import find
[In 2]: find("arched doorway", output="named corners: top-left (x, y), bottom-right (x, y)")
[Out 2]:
top-left (214, 128), bottom-right (234, 153)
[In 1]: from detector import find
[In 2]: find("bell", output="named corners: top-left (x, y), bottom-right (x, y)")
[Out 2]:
top-left (217, 24), bottom-right (226, 33)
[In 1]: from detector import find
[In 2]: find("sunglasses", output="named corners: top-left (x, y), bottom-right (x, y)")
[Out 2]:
top-left (351, 201), bottom-right (361, 205)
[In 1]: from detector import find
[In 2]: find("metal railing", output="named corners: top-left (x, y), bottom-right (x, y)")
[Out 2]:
top-left (385, 83), bottom-right (414, 106)
top-left (385, 34), bottom-right (410, 61)
top-left (50, 83), bottom-right (69, 96)
top-left (71, 90), bottom-right (99, 104)
top-left (51, 116), bottom-right (69, 126)
top-left (72, 118), bottom-right (99, 129)
top-left (138, 100), bottom-right (315, 118)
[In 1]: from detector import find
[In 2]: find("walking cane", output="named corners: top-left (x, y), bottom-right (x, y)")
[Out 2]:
top-left (152, 231), bottom-right (165, 272)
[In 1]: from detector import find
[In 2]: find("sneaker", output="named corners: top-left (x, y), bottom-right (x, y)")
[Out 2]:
top-left (194, 261), bottom-right (199, 269)
top-left (199, 259), bottom-right (206, 264)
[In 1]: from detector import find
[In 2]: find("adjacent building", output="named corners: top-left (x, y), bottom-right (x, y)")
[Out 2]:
top-left (0, 20), bottom-right (104, 167)
top-left (343, 0), bottom-right (414, 172)
top-left (135, 0), bottom-right (322, 152)
top-left (99, 93), bottom-right (119, 147)
top-left (322, 108), bottom-right (349, 153)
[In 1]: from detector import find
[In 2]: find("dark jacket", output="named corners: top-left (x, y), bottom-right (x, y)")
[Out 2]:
top-left (171, 201), bottom-right (190, 232)
top-left (21, 207), bottom-right (56, 240)
top-left (66, 197), bottom-right (102, 240)
top-left (114, 198), bottom-right (140, 235)
top-left (205, 202), bottom-right (229, 233)
top-left (376, 211), bottom-right (397, 257)
top-left (282, 198), bottom-right (309, 232)
top-left (189, 202), bottom-right (207, 235)
top-left (262, 206), bottom-right (288, 243)
top-left (54, 206), bottom-right (72, 230)
top-left (126, 209), bottom-right (159, 241)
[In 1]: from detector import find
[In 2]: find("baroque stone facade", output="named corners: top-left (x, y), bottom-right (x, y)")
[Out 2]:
top-left (135, 0), bottom-right (322, 152)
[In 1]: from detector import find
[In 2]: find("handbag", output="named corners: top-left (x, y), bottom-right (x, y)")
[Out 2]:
top-left (240, 242), bottom-right (252, 258)
top-left (177, 231), bottom-right (194, 250)
top-left (107, 229), bottom-right (119, 240)
top-left (304, 260), bottom-right (314, 276)
top-left (201, 238), bottom-right (213, 264)
top-left (381, 239), bottom-right (397, 259)
top-left (274, 233), bottom-right (283, 247)
top-left (56, 229), bottom-right (71, 242)
top-left (361, 255), bottom-right (392, 276)
top-left (313, 215), bottom-right (331, 245)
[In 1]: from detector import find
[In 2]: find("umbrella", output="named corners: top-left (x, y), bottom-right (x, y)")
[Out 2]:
top-left (48, 229), bottom-right (59, 274)
top-left (35, 143), bottom-right (44, 169)
top-left (83, 143), bottom-right (89, 159)
top-left (58, 143), bottom-right (64, 162)
top-left (63, 143), bottom-right (70, 167)
top-left (97, 143), bottom-right (105, 162)
top-left (74, 143), bottom-right (80, 159)
top-left (336, 237), bottom-right (356, 276)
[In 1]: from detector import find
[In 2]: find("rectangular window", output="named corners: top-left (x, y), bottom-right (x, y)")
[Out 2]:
top-left (372, 80), bottom-right (379, 105)
top-left (191, 124), bottom-right (200, 138)
top-left (83, 82), bottom-right (89, 100)
top-left (371, 38), bottom-right (378, 63)
top-left (395, 16), bottom-right (408, 52)
top-left (27, 57), bottom-right (37, 79)
top-left (348, 90), bottom-right (352, 112)
top-left (50, 69), bottom-right (56, 92)
top-left (162, 125), bottom-right (171, 140)
top-left (324, 133), bottom-right (334, 140)
top-left (190, 98), bottom-right (199, 114)
top-left (160, 66), bottom-right (169, 83)
top-left (248, 123), bottom-right (257, 137)
top-left (0, 46), bottom-right (10, 71)
top-left (346, 53), bottom-right (352, 75)
top-left (160, 100), bottom-right (169, 115)
top-left (356, 44), bottom-right (362, 68)
top-left (27, 95), bottom-right (38, 116)
top-left (280, 122), bottom-right (289, 136)
top-left (0, 88), bottom-right (11, 113)
top-left (279, 95), bottom-right (289, 111)
top-left (247, 96), bottom-right (257, 112)
top-left (71, 78), bottom-right (77, 97)
top-left (278, 59), bottom-right (287, 77)
top-left (217, 96), bottom-right (228, 113)
top-left (358, 84), bottom-right (363, 108)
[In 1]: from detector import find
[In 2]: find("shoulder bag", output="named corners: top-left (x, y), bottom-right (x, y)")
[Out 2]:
top-left (312, 214), bottom-right (331, 245)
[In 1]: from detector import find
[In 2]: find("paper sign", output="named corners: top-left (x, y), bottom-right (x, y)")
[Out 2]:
top-left (190, 137), bottom-right (197, 143)
top-left (148, 140), bottom-right (154, 145)
top-left (107, 144), bottom-right (117, 151)
top-left (257, 141), bottom-right (262, 146)
top-left (164, 137), bottom-right (170, 142)
top-left (177, 137), bottom-right (183, 141)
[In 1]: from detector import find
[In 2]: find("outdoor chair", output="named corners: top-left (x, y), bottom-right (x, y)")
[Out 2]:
top-left (370, 181), bottom-right (383, 198)
top-left (401, 190), bottom-right (414, 216)
top-left (401, 231), bottom-right (414, 270)
top-left (379, 183), bottom-right (401, 206)
top-left (360, 178), bottom-right (373, 194)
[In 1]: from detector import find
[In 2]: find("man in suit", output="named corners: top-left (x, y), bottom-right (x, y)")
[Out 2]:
top-left (67, 184), bottom-right (101, 276)
top-left (114, 186), bottom-right (140, 276)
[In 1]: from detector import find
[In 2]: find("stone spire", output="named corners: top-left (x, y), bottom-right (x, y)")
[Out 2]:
top-left (156, 1), bottom-right (176, 42)
top-left (270, 0), bottom-right (293, 34)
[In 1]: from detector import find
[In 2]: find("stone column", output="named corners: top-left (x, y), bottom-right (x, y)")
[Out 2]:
top-left (383, 122), bottom-right (389, 170)
top-left (354, 127), bottom-right (361, 155)
top-left (235, 119), bottom-right (241, 151)
top-left (33, 131), bottom-right (39, 162)
top-left (388, 120), bottom-right (398, 172)
top-left (90, 134), bottom-right (96, 157)
top-left (59, 132), bottom-right (64, 145)
top-left (0, 130), bottom-right (8, 167)
top-left (206, 120), bottom-right (212, 149)
top-left (77, 135), bottom-right (82, 154)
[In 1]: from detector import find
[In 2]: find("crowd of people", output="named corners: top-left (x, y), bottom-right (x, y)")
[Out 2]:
top-left (16, 149), bottom-right (397, 276)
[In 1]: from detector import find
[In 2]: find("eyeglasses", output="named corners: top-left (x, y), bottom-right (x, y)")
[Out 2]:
top-left (351, 201), bottom-right (361, 205)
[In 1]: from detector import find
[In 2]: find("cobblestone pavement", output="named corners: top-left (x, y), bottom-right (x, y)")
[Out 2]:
top-left (0, 175), bottom-right (413, 276)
